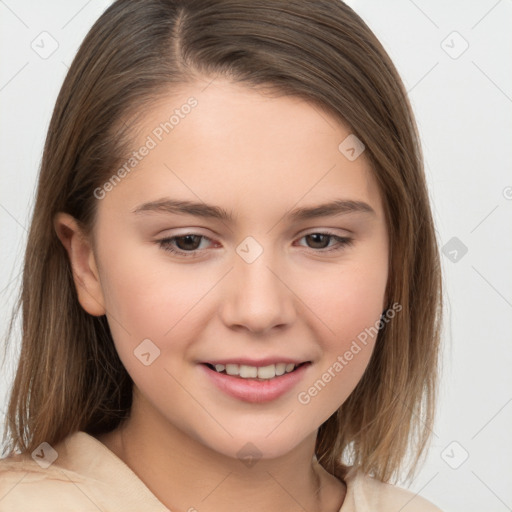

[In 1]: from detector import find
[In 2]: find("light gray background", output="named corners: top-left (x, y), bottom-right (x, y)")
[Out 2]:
top-left (1, 1), bottom-right (511, 511)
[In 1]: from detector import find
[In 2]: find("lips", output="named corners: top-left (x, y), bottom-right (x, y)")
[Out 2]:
top-left (199, 361), bottom-right (311, 403)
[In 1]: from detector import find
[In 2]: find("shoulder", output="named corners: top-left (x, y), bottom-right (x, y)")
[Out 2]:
top-left (0, 453), bottom-right (95, 511)
top-left (343, 467), bottom-right (444, 512)
top-left (0, 431), bottom-right (170, 511)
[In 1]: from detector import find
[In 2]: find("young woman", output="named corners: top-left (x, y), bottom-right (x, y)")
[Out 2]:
top-left (0, 1), bottom-right (443, 511)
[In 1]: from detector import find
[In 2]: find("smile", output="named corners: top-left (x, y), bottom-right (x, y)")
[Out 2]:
top-left (200, 361), bottom-right (312, 403)
top-left (204, 362), bottom-right (308, 380)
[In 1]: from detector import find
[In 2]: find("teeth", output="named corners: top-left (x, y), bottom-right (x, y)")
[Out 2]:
top-left (239, 365), bottom-right (258, 378)
top-left (275, 363), bottom-right (286, 376)
top-left (213, 362), bottom-right (300, 379)
top-left (257, 364), bottom-right (275, 379)
top-left (225, 364), bottom-right (239, 376)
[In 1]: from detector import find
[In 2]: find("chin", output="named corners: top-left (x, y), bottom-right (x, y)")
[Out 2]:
top-left (198, 430), bottom-right (307, 465)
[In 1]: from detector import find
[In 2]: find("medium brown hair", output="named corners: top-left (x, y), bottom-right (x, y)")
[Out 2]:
top-left (1, 0), bottom-right (443, 484)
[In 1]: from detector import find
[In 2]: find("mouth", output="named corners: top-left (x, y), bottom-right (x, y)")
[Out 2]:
top-left (199, 360), bottom-right (312, 403)
top-left (202, 361), bottom-right (311, 381)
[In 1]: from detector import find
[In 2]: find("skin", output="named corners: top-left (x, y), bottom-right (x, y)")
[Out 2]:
top-left (55, 78), bottom-right (389, 512)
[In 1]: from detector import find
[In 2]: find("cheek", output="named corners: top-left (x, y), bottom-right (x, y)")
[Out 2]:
top-left (97, 260), bottom-right (209, 403)
top-left (294, 300), bottom-right (381, 421)
top-left (291, 255), bottom-right (387, 410)
top-left (89, 224), bottom-right (186, 401)
top-left (296, 255), bottom-right (387, 342)
top-left (95, 219), bottom-right (204, 330)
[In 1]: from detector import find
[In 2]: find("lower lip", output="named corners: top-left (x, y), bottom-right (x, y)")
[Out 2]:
top-left (200, 363), bottom-right (311, 403)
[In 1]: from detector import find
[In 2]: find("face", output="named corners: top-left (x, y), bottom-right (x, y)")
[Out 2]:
top-left (63, 79), bottom-right (389, 461)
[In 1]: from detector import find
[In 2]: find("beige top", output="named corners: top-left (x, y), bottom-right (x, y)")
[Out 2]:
top-left (0, 431), bottom-right (443, 511)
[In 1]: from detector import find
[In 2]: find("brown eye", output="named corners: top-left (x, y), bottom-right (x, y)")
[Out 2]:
top-left (298, 232), bottom-right (353, 252)
top-left (305, 233), bottom-right (331, 249)
top-left (173, 234), bottom-right (203, 251)
top-left (158, 234), bottom-right (213, 258)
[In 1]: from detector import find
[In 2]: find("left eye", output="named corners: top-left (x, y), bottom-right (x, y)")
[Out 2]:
top-left (157, 234), bottom-right (218, 258)
top-left (157, 232), bottom-right (353, 258)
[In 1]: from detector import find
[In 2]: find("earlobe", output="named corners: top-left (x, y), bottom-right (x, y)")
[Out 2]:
top-left (53, 212), bottom-right (106, 316)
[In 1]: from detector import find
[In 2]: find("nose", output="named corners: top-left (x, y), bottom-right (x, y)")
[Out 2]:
top-left (219, 249), bottom-right (296, 335)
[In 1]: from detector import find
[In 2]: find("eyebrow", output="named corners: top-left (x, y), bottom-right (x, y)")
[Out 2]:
top-left (131, 197), bottom-right (376, 222)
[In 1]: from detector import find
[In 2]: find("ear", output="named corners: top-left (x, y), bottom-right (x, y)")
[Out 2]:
top-left (53, 212), bottom-right (106, 316)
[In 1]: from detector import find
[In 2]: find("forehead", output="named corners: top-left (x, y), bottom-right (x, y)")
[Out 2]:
top-left (99, 79), bottom-right (384, 222)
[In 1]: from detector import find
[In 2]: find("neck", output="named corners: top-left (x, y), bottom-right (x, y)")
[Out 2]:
top-left (97, 391), bottom-right (346, 512)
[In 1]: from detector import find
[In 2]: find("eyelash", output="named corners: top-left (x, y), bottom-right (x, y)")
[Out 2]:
top-left (157, 231), bottom-right (353, 259)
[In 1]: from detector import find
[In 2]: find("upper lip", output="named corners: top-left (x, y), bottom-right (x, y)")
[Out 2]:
top-left (201, 357), bottom-right (311, 367)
